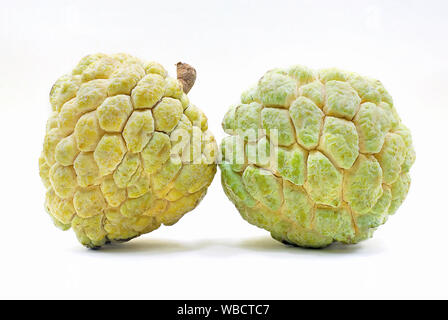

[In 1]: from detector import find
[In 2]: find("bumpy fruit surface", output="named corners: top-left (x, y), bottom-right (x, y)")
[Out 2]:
top-left (220, 66), bottom-right (415, 248)
top-left (39, 53), bottom-right (217, 248)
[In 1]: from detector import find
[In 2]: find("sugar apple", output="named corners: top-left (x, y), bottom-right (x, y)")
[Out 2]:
top-left (39, 53), bottom-right (217, 248)
top-left (220, 66), bottom-right (415, 248)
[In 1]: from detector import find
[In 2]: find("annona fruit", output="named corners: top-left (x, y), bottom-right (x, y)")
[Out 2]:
top-left (39, 53), bottom-right (217, 248)
top-left (220, 66), bottom-right (415, 248)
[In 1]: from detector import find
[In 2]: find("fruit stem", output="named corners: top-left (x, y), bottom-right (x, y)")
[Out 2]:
top-left (176, 62), bottom-right (196, 94)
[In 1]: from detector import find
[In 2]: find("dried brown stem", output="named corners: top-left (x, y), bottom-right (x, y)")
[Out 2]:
top-left (176, 62), bottom-right (196, 94)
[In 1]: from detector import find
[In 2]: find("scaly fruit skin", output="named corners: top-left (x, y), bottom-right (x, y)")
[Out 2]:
top-left (220, 66), bottom-right (415, 248)
top-left (39, 53), bottom-right (217, 248)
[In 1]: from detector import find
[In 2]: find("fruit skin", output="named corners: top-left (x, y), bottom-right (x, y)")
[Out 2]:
top-left (39, 53), bottom-right (217, 248)
top-left (220, 65), bottom-right (415, 248)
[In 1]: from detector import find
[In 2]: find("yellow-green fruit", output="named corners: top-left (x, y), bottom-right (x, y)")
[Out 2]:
top-left (40, 53), bottom-right (217, 248)
top-left (220, 65), bottom-right (415, 248)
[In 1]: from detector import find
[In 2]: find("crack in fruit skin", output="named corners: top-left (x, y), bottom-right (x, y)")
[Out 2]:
top-left (220, 65), bottom-right (415, 248)
top-left (40, 53), bottom-right (217, 248)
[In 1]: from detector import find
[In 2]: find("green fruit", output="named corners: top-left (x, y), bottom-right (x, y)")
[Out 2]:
top-left (220, 65), bottom-right (415, 248)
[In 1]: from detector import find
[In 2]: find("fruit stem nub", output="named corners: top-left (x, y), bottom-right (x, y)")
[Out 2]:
top-left (176, 62), bottom-right (196, 94)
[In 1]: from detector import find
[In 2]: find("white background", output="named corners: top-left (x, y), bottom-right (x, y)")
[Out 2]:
top-left (0, 0), bottom-right (447, 299)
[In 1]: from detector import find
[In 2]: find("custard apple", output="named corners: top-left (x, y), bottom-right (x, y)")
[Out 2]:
top-left (220, 66), bottom-right (415, 248)
top-left (39, 53), bottom-right (217, 248)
